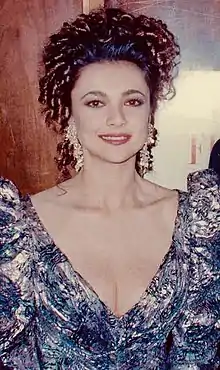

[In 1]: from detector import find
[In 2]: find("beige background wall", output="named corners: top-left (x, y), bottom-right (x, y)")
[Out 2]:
top-left (146, 70), bottom-right (220, 190)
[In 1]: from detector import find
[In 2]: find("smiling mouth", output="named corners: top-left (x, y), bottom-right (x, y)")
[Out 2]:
top-left (98, 134), bottom-right (132, 145)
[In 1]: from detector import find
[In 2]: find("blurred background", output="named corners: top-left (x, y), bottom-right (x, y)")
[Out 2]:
top-left (0, 0), bottom-right (220, 193)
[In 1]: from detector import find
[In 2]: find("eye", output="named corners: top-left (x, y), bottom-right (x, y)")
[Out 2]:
top-left (125, 98), bottom-right (145, 107)
top-left (85, 100), bottom-right (104, 108)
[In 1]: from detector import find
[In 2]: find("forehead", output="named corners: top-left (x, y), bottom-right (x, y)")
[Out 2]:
top-left (72, 61), bottom-right (149, 95)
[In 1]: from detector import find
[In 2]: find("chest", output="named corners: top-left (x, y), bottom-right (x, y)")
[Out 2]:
top-left (32, 202), bottom-right (176, 317)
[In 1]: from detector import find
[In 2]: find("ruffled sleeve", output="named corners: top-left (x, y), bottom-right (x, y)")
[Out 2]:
top-left (169, 169), bottom-right (220, 369)
top-left (0, 178), bottom-right (36, 362)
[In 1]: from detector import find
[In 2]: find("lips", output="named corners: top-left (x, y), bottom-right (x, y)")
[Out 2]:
top-left (98, 134), bottom-right (132, 145)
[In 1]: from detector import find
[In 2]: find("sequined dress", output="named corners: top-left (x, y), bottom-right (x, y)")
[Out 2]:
top-left (0, 170), bottom-right (219, 369)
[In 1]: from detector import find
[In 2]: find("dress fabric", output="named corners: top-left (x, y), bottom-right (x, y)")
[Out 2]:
top-left (0, 169), bottom-right (219, 370)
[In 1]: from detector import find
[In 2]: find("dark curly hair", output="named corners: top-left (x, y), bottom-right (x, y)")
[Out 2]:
top-left (38, 7), bottom-right (180, 180)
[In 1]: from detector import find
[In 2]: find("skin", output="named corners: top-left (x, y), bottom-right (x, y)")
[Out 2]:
top-left (31, 61), bottom-right (179, 318)
top-left (70, 61), bottom-right (151, 211)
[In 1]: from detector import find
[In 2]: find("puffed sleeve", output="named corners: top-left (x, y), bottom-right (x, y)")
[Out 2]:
top-left (168, 169), bottom-right (220, 369)
top-left (0, 178), bottom-right (36, 365)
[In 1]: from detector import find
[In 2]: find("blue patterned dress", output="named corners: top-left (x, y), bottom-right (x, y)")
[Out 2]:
top-left (0, 170), bottom-right (219, 369)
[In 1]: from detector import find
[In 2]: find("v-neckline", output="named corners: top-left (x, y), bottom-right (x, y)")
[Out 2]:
top-left (71, 240), bottom-right (177, 321)
top-left (25, 190), bottom-right (183, 321)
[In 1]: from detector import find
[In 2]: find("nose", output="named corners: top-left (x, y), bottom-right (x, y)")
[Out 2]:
top-left (106, 105), bottom-right (126, 127)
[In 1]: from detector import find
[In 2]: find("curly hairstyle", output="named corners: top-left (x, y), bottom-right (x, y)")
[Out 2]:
top-left (38, 7), bottom-right (180, 180)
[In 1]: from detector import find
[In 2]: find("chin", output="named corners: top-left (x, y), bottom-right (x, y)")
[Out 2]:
top-left (97, 151), bottom-right (136, 166)
top-left (84, 141), bottom-right (141, 165)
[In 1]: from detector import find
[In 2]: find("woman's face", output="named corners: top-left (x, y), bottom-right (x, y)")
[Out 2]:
top-left (71, 61), bottom-right (151, 166)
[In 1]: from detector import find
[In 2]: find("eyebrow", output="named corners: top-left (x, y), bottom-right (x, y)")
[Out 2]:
top-left (80, 89), bottom-right (147, 100)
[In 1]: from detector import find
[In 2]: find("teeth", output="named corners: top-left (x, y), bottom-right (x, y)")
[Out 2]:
top-left (101, 136), bottom-right (128, 140)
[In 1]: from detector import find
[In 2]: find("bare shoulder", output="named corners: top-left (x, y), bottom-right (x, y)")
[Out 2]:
top-left (29, 176), bottom-right (85, 227)
top-left (30, 184), bottom-right (68, 224)
top-left (139, 177), bottom-right (179, 225)
top-left (139, 177), bottom-right (178, 204)
top-left (29, 178), bottom-right (81, 232)
top-left (31, 176), bottom-right (78, 204)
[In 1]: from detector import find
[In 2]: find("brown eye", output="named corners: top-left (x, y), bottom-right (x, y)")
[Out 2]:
top-left (125, 99), bottom-right (144, 107)
top-left (85, 100), bottom-right (104, 108)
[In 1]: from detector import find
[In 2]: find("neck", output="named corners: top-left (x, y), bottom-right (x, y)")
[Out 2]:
top-left (76, 157), bottom-right (141, 211)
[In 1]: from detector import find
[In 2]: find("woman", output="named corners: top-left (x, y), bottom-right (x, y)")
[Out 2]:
top-left (0, 7), bottom-right (219, 369)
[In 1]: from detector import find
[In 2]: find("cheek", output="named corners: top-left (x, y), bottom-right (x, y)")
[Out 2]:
top-left (124, 105), bottom-right (149, 121)
top-left (76, 108), bottom-right (106, 131)
top-left (125, 110), bottom-right (149, 135)
top-left (75, 117), bottom-right (101, 146)
top-left (138, 126), bottom-right (148, 145)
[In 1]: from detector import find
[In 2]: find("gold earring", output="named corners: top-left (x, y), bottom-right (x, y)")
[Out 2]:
top-left (138, 142), bottom-right (151, 176)
top-left (137, 115), bottom-right (157, 176)
top-left (147, 121), bottom-right (156, 146)
top-left (65, 121), bottom-right (84, 172)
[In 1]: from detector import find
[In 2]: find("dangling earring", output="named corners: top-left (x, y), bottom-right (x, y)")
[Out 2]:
top-left (65, 121), bottom-right (84, 172)
top-left (137, 115), bottom-right (158, 177)
top-left (138, 141), bottom-right (150, 177)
